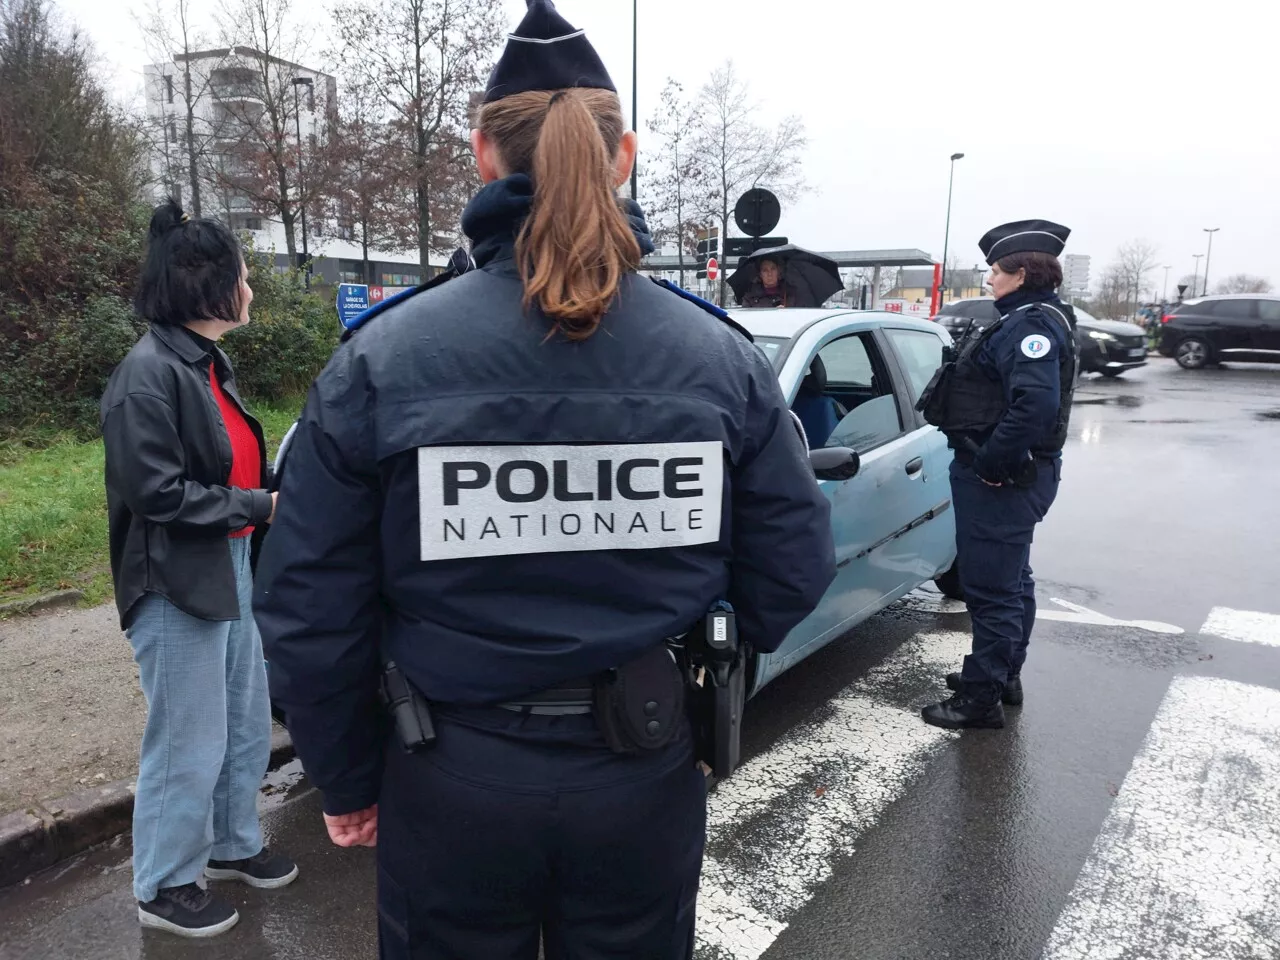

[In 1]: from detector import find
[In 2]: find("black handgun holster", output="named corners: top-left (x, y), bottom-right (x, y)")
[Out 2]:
top-left (593, 644), bottom-right (686, 755)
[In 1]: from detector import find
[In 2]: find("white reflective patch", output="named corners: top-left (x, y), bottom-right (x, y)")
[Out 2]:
top-left (418, 442), bottom-right (724, 561)
top-left (1020, 333), bottom-right (1052, 358)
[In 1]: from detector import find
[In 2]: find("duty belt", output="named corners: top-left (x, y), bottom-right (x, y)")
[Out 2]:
top-left (498, 678), bottom-right (595, 715)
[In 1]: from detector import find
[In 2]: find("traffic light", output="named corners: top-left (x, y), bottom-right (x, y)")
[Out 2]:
top-left (696, 237), bottom-right (718, 258)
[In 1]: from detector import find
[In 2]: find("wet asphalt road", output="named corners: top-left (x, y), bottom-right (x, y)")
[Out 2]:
top-left (3, 357), bottom-right (1279, 960)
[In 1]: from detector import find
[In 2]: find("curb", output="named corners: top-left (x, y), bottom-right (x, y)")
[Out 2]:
top-left (0, 727), bottom-right (294, 889)
top-left (0, 589), bottom-right (86, 618)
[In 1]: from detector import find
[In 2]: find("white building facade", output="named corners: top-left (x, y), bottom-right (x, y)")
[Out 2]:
top-left (143, 47), bottom-right (430, 293)
top-left (1063, 253), bottom-right (1091, 301)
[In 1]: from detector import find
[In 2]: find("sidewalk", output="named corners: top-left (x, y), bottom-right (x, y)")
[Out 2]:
top-left (0, 604), bottom-right (145, 816)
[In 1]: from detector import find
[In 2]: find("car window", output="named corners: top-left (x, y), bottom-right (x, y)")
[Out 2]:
top-left (1185, 301), bottom-right (1215, 316)
top-left (812, 333), bottom-right (903, 453)
top-left (1215, 300), bottom-right (1256, 320)
top-left (1258, 300), bottom-right (1280, 324)
top-left (938, 301), bottom-right (969, 316)
top-left (886, 329), bottom-right (945, 405)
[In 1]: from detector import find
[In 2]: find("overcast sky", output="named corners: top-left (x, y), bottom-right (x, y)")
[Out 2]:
top-left (55, 0), bottom-right (1280, 292)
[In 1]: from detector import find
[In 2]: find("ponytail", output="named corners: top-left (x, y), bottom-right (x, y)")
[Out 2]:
top-left (479, 89), bottom-right (641, 340)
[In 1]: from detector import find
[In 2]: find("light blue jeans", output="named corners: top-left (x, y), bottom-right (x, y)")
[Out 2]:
top-left (125, 536), bottom-right (272, 902)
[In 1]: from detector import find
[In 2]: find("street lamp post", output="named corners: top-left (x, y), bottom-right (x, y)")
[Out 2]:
top-left (1191, 254), bottom-right (1204, 299)
top-left (291, 76), bottom-right (314, 289)
top-left (1162, 265), bottom-right (1172, 302)
top-left (630, 0), bottom-right (638, 201)
top-left (1202, 227), bottom-right (1219, 296)
top-left (940, 152), bottom-right (964, 303)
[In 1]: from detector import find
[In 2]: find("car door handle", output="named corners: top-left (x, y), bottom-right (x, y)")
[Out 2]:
top-left (905, 457), bottom-right (924, 476)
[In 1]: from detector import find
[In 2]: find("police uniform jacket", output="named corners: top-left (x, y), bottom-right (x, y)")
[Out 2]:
top-left (255, 175), bottom-right (836, 815)
top-left (954, 288), bottom-right (1074, 480)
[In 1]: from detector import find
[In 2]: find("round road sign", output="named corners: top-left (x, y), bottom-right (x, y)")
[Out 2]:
top-left (734, 188), bottom-right (781, 238)
top-left (707, 257), bottom-right (719, 281)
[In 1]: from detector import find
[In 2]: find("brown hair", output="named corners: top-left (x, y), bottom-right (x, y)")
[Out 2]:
top-left (478, 89), bottom-right (641, 340)
top-left (996, 251), bottom-right (1063, 292)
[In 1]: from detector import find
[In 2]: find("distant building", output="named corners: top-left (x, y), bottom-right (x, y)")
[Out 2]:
top-left (886, 267), bottom-right (985, 305)
top-left (143, 47), bottom-right (429, 291)
top-left (1063, 254), bottom-right (1091, 301)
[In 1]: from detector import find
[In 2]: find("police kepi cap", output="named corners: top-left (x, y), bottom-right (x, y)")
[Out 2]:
top-left (979, 219), bottom-right (1071, 265)
top-left (482, 1), bottom-right (616, 104)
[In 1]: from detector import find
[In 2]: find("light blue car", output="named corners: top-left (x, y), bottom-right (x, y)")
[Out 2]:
top-left (730, 308), bottom-right (961, 695)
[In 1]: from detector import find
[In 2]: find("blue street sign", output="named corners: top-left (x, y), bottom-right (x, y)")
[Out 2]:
top-left (336, 283), bottom-right (371, 329)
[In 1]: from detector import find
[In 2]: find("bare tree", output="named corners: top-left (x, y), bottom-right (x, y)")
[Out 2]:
top-left (136, 0), bottom-right (229, 217)
top-left (691, 61), bottom-right (807, 303)
top-left (642, 79), bottom-right (709, 288)
top-left (1213, 274), bottom-right (1273, 295)
top-left (332, 0), bottom-right (502, 273)
top-left (323, 73), bottom-right (416, 284)
top-left (211, 0), bottom-right (326, 260)
top-left (1114, 239), bottom-right (1160, 318)
top-left (1089, 264), bottom-right (1131, 320)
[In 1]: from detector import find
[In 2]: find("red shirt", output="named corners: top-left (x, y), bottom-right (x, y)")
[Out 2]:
top-left (208, 362), bottom-right (263, 538)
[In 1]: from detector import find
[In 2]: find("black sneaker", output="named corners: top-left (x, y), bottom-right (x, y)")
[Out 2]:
top-left (946, 672), bottom-right (1023, 706)
top-left (206, 847), bottom-right (299, 889)
top-left (922, 694), bottom-right (1005, 730)
top-left (138, 883), bottom-right (239, 938)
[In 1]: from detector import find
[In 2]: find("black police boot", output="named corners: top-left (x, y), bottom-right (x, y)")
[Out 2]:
top-left (922, 693), bottom-right (1005, 730)
top-left (946, 672), bottom-right (1023, 706)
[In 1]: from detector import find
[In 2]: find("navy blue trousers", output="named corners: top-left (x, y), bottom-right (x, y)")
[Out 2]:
top-left (376, 705), bottom-right (707, 960)
top-left (952, 458), bottom-right (1060, 699)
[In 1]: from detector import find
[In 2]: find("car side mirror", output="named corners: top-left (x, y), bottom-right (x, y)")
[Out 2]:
top-left (810, 446), bottom-right (860, 481)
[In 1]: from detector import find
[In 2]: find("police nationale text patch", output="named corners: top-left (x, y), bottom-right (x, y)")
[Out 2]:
top-left (418, 442), bottom-right (724, 561)
top-left (1020, 334), bottom-right (1052, 359)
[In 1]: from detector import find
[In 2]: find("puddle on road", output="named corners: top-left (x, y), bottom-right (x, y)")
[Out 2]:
top-left (1255, 409), bottom-right (1280, 421)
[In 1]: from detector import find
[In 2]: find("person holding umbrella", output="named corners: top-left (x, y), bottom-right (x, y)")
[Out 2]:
top-left (729, 245), bottom-right (843, 309)
top-left (740, 258), bottom-right (801, 307)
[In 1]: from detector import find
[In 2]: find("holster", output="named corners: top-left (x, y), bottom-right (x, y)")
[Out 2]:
top-left (592, 643), bottom-right (686, 755)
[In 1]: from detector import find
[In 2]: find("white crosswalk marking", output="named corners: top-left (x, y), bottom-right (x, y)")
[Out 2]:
top-left (696, 630), bottom-right (971, 959)
top-left (1041, 675), bottom-right (1280, 960)
top-left (1200, 606), bottom-right (1280, 647)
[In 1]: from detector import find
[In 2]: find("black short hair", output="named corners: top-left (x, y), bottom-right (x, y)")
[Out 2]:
top-left (996, 251), bottom-right (1063, 292)
top-left (134, 198), bottom-right (244, 326)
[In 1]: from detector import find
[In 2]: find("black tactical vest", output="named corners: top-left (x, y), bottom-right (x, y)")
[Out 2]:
top-left (917, 302), bottom-right (1077, 451)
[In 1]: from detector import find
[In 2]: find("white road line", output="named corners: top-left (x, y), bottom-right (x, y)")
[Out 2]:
top-left (1200, 606), bottom-right (1280, 648)
top-left (1041, 675), bottom-right (1280, 960)
top-left (696, 629), bottom-right (971, 960)
top-left (900, 588), bottom-right (1185, 635)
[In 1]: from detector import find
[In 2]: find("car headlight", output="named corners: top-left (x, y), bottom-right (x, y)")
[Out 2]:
top-left (1088, 330), bottom-right (1116, 341)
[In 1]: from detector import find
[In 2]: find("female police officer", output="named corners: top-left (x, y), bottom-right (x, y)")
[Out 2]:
top-left (254, 2), bottom-right (835, 956)
top-left (920, 220), bottom-right (1076, 731)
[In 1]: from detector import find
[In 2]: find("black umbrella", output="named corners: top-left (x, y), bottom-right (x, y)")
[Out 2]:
top-left (727, 244), bottom-right (843, 307)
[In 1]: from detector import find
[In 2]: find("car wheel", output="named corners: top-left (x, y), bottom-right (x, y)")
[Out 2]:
top-left (1175, 338), bottom-right (1212, 370)
top-left (934, 560), bottom-right (965, 601)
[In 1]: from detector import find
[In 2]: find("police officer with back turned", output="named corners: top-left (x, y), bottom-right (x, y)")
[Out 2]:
top-left (253, 2), bottom-right (836, 957)
top-left (919, 220), bottom-right (1077, 730)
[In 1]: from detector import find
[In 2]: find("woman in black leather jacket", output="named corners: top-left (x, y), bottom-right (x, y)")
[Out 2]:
top-left (99, 200), bottom-right (296, 938)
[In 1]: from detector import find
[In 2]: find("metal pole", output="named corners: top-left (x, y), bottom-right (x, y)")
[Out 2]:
top-left (293, 81), bottom-right (310, 289)
top-left (941, 153), bottom-right (963, 303)
top-left (630, 0), bottom-right (638, 201)
top-left (1192, 254), bottom-right (1203, 299)
top-left (1202, 228), bottom-right (1219, 296)
top-left (1162, 265), bottom-right (1171, 302)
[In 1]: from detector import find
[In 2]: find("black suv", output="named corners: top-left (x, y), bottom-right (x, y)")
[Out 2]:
top-left (931, 298), bottom-right (1147, 377)
top-left (1158, 295), bottom-right (1280, 369)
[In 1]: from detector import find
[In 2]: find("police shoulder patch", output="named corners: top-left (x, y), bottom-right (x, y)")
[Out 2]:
top-left (1020, 334), bottom-right (1052, 359)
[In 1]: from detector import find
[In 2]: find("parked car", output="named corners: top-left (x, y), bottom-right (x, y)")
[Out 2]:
top-left (1158, 295), bottom-right (1280, 369)
top-left (930, 297), bottom-right (1146, 377)
top-left (1072, 305), bottom-right (1147, 377)
top-left (732, 307), bottom-right (959, 695)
